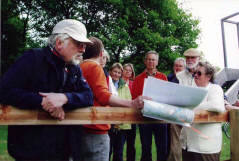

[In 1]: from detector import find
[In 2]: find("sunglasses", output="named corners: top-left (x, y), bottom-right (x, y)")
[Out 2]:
top-left (194, 71), bottom-right (203, 76)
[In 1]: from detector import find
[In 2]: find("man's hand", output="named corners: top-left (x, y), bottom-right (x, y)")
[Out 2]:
top-left (40, 92), bottom-right (68, 112)
top-left (49, 107), bottom-right (65, 120)
top-left (131, 96), bottom-right (152, 109)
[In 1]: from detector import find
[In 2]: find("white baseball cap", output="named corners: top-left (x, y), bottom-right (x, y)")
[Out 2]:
top-left (52, 19), bottom-right (92, 43)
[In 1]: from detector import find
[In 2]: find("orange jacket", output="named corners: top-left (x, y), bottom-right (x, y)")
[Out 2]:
top-left (80, 60), bottom-right (112, 134)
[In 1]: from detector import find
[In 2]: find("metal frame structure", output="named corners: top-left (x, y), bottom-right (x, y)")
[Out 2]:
top-left (221, 12), bottom-right (239, 67)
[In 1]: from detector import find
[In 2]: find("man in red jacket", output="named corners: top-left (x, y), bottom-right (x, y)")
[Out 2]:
top-left (132, 51), bottom-right (169, 161)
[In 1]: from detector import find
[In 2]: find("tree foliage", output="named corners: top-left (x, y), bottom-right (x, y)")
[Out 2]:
top-left (1, 0), bottom-right (25, 73)
top-left (2, 0), bottom-right (200, 74)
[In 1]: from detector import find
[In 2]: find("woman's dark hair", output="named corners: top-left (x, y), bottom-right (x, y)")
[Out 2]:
top-left (197, 61), bottom-right (215, 83)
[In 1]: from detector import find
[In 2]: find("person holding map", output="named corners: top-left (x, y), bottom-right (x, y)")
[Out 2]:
top-left (180, 61), bottom-right (225, 161)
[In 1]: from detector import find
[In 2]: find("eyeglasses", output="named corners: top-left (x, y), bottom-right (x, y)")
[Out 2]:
top-left (186, 56), bottom-right (198, 59)
top-left (194, 71), bottom-right (203, 76)
top-left (146, 58), bottom-right (157, 62)
top-left (72, 39), bottom-right (87, 49)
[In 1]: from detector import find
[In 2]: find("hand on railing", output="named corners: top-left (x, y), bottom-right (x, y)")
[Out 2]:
top-left (131, 96), bottom-right (152, 109)
top-left (40, 92), bottom-right (67, 120)
top-left (49, 107), bottom-right (65, 120)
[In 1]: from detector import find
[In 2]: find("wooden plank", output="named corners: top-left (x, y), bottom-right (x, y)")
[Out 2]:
top-left (194, 110), bottom-right (229, 123)
top-left (230, 109), bottom-right (239, 161)
top-left (0, 105), bottom-right (229, 125)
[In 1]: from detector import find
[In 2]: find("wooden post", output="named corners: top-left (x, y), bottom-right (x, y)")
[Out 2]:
top-left (230, 109), bottom-right (239, 161)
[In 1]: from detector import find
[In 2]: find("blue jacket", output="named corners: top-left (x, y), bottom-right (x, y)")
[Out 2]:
top-left (0, 47), bottom-right (93, 160)
top-left (167, 73), bottom-right (179, 83)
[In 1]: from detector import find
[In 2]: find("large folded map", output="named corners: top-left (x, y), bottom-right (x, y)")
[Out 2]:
top-left (142, 77), bottom-right (208, 126)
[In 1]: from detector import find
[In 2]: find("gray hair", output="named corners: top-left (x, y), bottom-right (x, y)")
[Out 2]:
top-left (174, 57), bottom-right (186, 67)
top-left (197, 61), bottom-right (215, 83)
top-left (144, 50), bottom-right (159, 60)
top-left (47, 33), bottom-right (70, 48)
top-left (103, 49), bottom-right (110, 61)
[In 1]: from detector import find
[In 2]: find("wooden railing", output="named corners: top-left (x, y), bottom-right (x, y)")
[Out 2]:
top-left (0, 105), bottom-right (238, 161)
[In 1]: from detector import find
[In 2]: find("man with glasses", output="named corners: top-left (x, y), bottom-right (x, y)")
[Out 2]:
top-left (0, 19), bottom-right (93, 161)
top-left (132, 51), bottom-right (169, 161)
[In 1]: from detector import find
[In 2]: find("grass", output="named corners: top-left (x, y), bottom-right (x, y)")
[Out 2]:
top-left (0, 125), bottom-right (231, 161)
top-left (0, 126), bottom-right (14, 161)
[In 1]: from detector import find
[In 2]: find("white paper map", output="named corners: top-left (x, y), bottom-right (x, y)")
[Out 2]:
top-left (142, 77), bottom-right (208, 126)
top-left (142, 100), bottom-right (195, 127)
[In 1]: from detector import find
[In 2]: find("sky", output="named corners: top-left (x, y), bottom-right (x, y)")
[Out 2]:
top-left (178, 0), bottom-right (239, 69)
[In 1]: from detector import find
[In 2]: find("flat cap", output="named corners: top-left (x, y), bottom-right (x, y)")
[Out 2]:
top-left (183, 48), bottom-right (202, 57)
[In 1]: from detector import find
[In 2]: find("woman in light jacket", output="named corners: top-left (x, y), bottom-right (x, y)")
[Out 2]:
top-left (122, 63), bottom-right (136, 161)
top-left (181, 61), bottom-right (225, 161)
top-left (108, 63), bottom-right (132, 161)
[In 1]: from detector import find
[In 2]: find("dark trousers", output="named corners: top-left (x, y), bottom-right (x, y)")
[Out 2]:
top-left (13, 126), bottom-right (83, 161)
top-left (139, 124), bottom-right (169, 161)
top-left (109, 125), bottom-right (136, 161)
top-left (182, 149), bottom-right (220, 161)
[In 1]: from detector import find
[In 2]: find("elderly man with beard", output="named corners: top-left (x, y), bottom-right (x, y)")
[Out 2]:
top-left (167, 48), bottom-right (202, 161)
top-left (0, 19), bottom-right (93, 161)
top-left (177, 48), bottom-right (202, 86)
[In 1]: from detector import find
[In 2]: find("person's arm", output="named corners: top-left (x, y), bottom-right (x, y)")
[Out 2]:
top-left (108, 95), bottom-right (149, 109)
top-left (232, 99), bottom-right (239, 107)
top-left (0, 52), bottom-right (42, 109)
top-left (196, 84), bottom-right (225, 113)
top-left (225, 99), bottom-right (239, 110)
top-left (63, 67), bottom-right (93, 110)
top-left (40, 66), bottom-right (93, 112)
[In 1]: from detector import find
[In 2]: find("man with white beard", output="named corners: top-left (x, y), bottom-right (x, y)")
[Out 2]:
top-left (168, 48), bottom-right (202, 161)
top-left (176, 48), bottom-right (202, 86)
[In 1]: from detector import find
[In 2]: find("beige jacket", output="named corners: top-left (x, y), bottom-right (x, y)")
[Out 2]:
top-left (176, 69), bottom-right (194, 86)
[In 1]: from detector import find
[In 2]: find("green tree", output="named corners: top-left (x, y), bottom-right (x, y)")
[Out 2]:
top-left (2, 0), bottom-right (200, 75)
top-left (1, 0), bottom-right (44, 74)
top-left (1, 0), bottom-right (25, 74)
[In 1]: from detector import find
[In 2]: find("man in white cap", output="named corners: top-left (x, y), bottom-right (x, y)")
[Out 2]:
top-left (177, 48), bottom-right (202, 86)
top-left (0, 19), bottom-right (93, 161)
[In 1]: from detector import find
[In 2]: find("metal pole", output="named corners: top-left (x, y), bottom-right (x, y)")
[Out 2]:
top-left (237, 23), bottom-right (239, 48)
top-left (221, 12), bottom-right (239, 21)
top-left (221, 20), bottom-right (228, 67)
top-left (224, 20), bottom-right (238, 24)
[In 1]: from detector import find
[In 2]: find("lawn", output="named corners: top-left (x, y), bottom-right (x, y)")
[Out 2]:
top-left (0, 125), bottom-right (231, 161)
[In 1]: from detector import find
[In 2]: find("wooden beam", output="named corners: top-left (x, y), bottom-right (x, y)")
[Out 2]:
top-left (0, 105), bottom-right (229, 125)
top-left (230, 109), bottom-right (239, 161)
